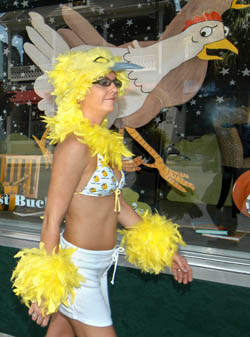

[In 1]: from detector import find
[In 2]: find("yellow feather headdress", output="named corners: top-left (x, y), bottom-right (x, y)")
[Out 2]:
top-left (43, 47), bottom-right (134, 168)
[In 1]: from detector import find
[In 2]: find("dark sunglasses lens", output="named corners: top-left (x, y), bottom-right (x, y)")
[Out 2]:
top-left (93, 77), bottom-right (122, 88)
top-left (114, 79), bottom-right (122, 88)
top-left (98, 78), bottom-right (111, 87)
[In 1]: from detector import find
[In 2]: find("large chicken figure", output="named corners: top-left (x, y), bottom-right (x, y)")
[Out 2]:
top-left (26, 0), bottom-right (249, 192)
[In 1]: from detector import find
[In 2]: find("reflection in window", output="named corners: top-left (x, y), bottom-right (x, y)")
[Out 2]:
top-left (12, 35), bottom-right (23, 66)
top-left (0, 2), bottom-right (249, 252)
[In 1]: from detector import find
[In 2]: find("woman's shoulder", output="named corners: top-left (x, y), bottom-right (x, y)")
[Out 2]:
top-left (55, 133), bottom-right (89, 157)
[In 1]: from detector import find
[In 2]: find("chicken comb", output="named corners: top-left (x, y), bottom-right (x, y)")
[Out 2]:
top-left (182, 11), bottom-right (222, 32)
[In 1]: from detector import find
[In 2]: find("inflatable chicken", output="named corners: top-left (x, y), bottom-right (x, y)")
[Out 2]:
top-left (25, 0), bottom-right (249, 192)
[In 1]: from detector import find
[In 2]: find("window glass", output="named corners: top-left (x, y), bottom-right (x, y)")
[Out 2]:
top-left (0, 0), bottom-right (250, 253)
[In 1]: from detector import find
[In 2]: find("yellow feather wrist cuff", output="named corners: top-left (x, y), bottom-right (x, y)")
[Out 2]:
top-left (118, 211), bottom-right (186, 274)
top-left (11, 243), bottom-right (85, 316)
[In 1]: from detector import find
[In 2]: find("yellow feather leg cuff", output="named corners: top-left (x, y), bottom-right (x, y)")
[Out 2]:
top-left (11, 243), bottom-right (85, 316)
top-left (118, 211), bottom-right (186, 274)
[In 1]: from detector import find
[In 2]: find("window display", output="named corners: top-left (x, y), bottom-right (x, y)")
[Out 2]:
top-left (0, 0), bottom-right (250, 257)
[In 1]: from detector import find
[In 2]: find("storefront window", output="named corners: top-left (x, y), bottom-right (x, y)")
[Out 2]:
top-left (0, 0), bottom-right (250, 256)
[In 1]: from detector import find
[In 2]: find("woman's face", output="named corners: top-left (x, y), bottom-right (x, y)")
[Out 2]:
top-left (81, 72), bottom-right (119, 117)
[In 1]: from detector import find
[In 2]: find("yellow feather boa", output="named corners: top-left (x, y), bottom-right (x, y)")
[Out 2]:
top-left (118, 211), bottom-right (186, 274)
top-left (43, 111), bottom-right (133, 170)
top-left (11, 243), bottom-right (84, 316)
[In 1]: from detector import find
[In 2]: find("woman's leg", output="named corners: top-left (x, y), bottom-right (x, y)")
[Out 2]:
top-left (69, 319), bottom-right (117, 337)
top-left (45, 312), bottom-right (75, 337)
top-left (45, 312), bottom-right (117, 337)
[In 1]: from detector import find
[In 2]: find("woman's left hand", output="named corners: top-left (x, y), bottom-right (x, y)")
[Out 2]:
top-left (28, 302), bottom-right (51, 327)
top-left (172, 252), bottom-right (193, 284)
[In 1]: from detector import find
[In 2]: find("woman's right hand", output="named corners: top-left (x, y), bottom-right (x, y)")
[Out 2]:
top-left (28, 302), bottom-right (51, 327)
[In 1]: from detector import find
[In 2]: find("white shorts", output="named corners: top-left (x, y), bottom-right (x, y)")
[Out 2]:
top-left (59, 234), bottom-right (116, 327)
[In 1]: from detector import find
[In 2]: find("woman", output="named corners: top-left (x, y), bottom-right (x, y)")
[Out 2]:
top-left (12, 47), bottom-right (192, 337)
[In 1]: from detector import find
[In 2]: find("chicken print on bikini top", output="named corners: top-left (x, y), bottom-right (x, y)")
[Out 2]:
top-left (75, 154), bottom-right (125, 197)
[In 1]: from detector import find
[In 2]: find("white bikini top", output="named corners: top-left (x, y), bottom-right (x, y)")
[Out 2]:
top-left (74, 154), bottom-right (125, 212)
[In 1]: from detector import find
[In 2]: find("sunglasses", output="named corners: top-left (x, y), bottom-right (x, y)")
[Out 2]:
top-left (93, 77), bottom-right (122, 88)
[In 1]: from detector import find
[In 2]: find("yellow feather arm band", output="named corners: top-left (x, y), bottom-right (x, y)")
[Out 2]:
top-left (11, 243), bottom-right (85, 316)
top-left (118, 211), bottom-right (186, 274)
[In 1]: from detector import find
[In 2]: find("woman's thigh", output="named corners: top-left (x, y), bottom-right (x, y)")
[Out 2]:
top-left (45, 312), bottom-right (75, 337)
top-left (69, 318), bottom-right (117, 337)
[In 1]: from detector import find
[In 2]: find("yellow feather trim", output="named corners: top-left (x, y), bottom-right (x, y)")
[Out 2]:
top-left (42, 48), bottom-right (132, 169)
top-left (11, 243), bottom-right (85, 316)
top-left (43, 113), bottom-right (133, 170)
top-left (48, 48), bottom-right (129, 104)
top-left (118, 211), bottom-right (186, 274)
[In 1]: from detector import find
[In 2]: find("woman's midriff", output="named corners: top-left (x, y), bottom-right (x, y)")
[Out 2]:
top-left (63, 193), bottom-right (119, 250)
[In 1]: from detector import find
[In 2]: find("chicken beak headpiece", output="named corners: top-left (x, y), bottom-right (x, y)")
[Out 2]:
top-left (197, 38), bottom-right (238, 61)
top-left (231, 0), bottom-right (250, 9)
top-left (47, 47), bottom-right (142, 105)
top-left (43, 47), bottom-right (143, 145)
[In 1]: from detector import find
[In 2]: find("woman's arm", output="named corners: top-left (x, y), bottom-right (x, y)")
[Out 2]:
top-left (29, 135), bottom-right (89, 326)
top-left (41, 134), bottom-right (89, 253)
top-left (117, 193), bottom-right (141, 228)
top-left (118, 193), bottom-right (192, 284)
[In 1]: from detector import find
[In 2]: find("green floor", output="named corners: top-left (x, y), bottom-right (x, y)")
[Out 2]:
top-left (1, 245), bottom-right (250, 337)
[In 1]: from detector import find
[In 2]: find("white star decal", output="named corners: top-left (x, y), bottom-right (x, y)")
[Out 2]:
top-left (11, 86), bottom-right (16, 91)
top-left (220, 68), bottom-right (229, 76)
top-left (20, 85), bottom-right (26, 92)
top-left (216, 96), bottom-right (224, 104)
top-left (242, 67), bottom-right (250, 76)
top-left (27, 101), bottom-right (32, 106)
top-left (230, 80), bottom-right (236, 86)
top-left (29, 65), bottom-right (36, 71)
top-left (98, 7), bottom-right (104, 14)
top-left (190, 99), bottom-right (196, 105)
top-left (126, 19), bottom-right (133, 26)
top-left (3, 48), bottom-right (9, 56)
top-left (21, 0), bottom-right (29, 8)
top-left (49, 17), bottom-right (55, 24)
top-left (13, 0), bottom-right (19, 6)
top-left (138, 3), bottom-right (142, 8)
top-left (104, 22), bottom-right (110, 29)
top-left (196, 110), bottom-right (201, 115)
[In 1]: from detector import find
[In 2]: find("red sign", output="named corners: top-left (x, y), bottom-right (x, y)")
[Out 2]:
top-left (9, 90), bottom-right (41, 104)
